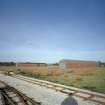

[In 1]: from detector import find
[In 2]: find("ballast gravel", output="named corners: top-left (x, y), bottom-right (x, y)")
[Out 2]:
top-left (0, 74), bottom-right (100, 105)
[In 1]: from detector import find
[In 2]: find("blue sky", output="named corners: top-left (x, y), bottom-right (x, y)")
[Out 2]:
top-left (0, 0), bottom-right (105, 63)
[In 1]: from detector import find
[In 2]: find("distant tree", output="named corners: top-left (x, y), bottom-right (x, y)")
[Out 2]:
top-left (102, 62), bottom-right (105, 67)
top-left (97, 61), bottom-right (105, 67)
top-left (97, 61), bottom-right (102, 67)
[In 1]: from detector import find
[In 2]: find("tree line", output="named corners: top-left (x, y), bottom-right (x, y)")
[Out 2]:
top-left (97, 61), bottom-right (105, 67)
top-left (0, 62), bottom-right (16, 66)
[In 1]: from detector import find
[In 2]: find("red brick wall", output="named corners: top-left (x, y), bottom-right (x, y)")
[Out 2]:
top-left (66, 62), bottom-right (97, 68)
top-left (16, 63), bottom-right (47, 67)
top-left (59, 60), bottom-right (97, 69)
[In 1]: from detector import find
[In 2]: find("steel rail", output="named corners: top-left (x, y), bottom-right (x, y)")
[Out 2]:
top-left (1, 90), bottom-right (16, 105)
top-left (10, 86), bottom-right (41, 105)
top-left (12, 74), bottom-right (105, 105)
top-left (0, 80), bottom-right (41, 105)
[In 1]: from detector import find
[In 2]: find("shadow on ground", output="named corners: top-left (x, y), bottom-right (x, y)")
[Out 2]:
top-left (61, 96), bottom-right (78, 105)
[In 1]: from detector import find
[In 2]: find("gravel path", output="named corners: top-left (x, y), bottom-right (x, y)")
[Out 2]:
top-left (0, 74), bottom-right (100, 105)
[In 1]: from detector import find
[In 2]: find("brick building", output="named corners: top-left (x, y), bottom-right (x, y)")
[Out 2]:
top-left (59, 59), bottom-right (97, 69)
top-left (16, 63), bottom-right (47, 67)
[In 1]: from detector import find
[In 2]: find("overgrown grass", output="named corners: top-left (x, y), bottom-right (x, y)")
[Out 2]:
top-left (16, 67), bottom-right (105, 93)
top-left (1, 66), bottom-right (105, 93)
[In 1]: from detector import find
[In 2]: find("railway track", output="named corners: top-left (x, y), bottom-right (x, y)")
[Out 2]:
top-left (11, 74), bottom-right (105, 105)
top-left (0, 81), bottom-right (41, 105)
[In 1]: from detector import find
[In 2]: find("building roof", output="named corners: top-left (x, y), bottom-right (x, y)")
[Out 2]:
top-left (59, 59), bottom-right (96, 63)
